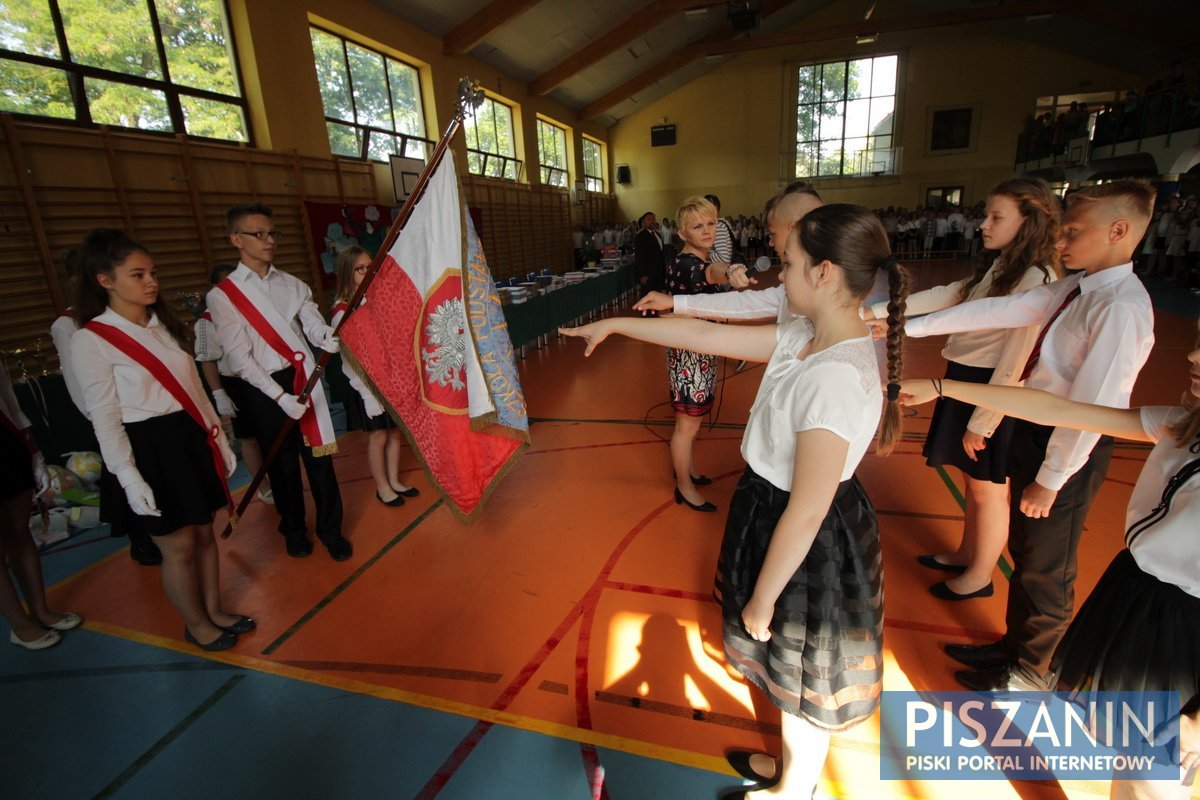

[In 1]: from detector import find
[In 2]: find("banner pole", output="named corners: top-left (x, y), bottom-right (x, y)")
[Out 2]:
top-left (220, 79), bottom-right (485, 539)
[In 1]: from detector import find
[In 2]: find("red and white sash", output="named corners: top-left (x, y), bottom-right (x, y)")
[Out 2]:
top-left (215, 279), bottom-right (337, 455)
top-left (83, 321), bottom-right (236, 519)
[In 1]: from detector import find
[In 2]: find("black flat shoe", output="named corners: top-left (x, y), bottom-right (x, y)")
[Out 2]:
top-left (930, 580), bottom-right (994, 601)
top-left (322, 534), bottom-right (353, 562)
top-left (727, 750), bottom-right (780, 789)
top-left (218, 615), bottom-right (256, 635)
top-left (376, 491), bottom-right (405, 507)
top-left (916, 554), bottom-right (966, 573)
top-left (184, 627), bottom-right (237, 652)
top-left (690, 474), bottom-right (713, 486)
top-left (674, 488), bottom-right (716, 512)
top-left (395, 487), bottom-right (420, 498)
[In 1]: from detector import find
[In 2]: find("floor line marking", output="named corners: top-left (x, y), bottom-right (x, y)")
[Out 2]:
top-left (0, 660), bottom-right (238, 684)
top-left (261, 499), bottom-right (443, 656)
top-left (91, 673), bottom-right (246, 800)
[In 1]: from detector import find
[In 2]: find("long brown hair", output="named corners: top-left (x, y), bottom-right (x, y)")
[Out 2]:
top-left (335, 244), bottom-right (371, 303)
top-left (961, 178), bottom-right (1061, 301)
top-left (73, 228), bottom-right (191, 349)
top-left (795, 203), bottom-right (909, 455)
top-left (1171, 327), bottom-right (1200, 446)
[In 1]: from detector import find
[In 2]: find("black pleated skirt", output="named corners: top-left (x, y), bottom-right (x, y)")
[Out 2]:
top-left (1052, 549), bottom-right (1200, 714)
top-left (342, 388), bottom-right (397, 433)
top-left (0, 425), bottom-right (34, 501)
top-left (218, 374), bottom-right (258, 440)
top-left (98, 411), bottom-right (226, 537)
top-left (922, 361), bottom-right (1016, 484)
top-left (715, 466), bottom-right (884, 731)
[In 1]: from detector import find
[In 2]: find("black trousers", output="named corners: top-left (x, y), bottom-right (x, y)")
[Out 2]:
top-left (1002, 419), bottom-right (1113, 682)
top-left (243, 368), bottom-right (343, 542)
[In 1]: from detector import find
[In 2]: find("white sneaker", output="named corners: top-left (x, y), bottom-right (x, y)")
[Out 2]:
top-left (256, 488), bottom-right (275, 505)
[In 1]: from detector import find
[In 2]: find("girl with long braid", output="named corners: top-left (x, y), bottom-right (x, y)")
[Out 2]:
top-left (562, 203), bottom-right (908, 799)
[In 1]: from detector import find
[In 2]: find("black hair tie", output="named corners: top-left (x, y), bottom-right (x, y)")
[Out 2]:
top-left (886, 382), bottom-right (900, 402)
top-left (881, 254), bottom-right (898, 271)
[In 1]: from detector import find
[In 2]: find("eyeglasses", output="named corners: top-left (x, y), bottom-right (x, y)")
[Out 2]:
top-left (235, 229), bottom-right (284, 241)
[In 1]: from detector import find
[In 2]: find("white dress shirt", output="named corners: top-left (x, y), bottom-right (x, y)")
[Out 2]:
top-left (205, 262), bottom-right (334, 401)
top-left (905, 262), bottom-right (1154, 489)
top-left (742, 318), bottom-right (882, 491)
top-left (192, 315), bottom-right (233, 376)
top-left (675, 284), bottom-right (791, 323)
top-left (875, 262), bottom-right (1052, 436)
top-left (50, 312), bottom-right (87, 415)
top-left (0, 361), bottom-right (31, 431)
top-left (71, 308), bottom-right (222, 489)
top-left (1127, 407), bottom-right (1200, 598)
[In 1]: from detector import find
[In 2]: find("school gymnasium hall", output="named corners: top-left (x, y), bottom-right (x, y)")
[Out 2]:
top-left (2, 1), bottom-right (1199, 799)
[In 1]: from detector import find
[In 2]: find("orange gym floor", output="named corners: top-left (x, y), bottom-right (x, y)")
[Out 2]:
top-left (7, 262), bottom-right (1199, 799)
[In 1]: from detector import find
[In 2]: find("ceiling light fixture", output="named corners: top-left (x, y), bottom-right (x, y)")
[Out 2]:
top-left (856, 33), bottom-right (879, 45)
top-left (863, 0), bottom-right (877, 21)
top-left (684, 7), bottom-right (708, 20)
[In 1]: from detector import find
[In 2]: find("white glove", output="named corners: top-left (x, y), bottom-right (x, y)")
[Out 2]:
top-left (317, 330), bottom-right (340, 353)
top-left (277, 393), bottom-right (309, 420)
top-left (218, 437), bottom-right (237, 477)
top-left (212, 388), bottom-right (237, 418)
top-left (362, 394), bottom-right (385, 419)
top-left (32, 453), bottom-right (51, 497)
top-left (124, 480), bottom-right (162, 517)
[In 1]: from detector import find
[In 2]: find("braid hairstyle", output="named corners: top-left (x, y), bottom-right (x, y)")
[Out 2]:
top-left (960, 177), bottom-right (1062, 302)
top-left (794, 203), bottom-right (909, 454)
top-left (74, 227), bottom-right (192, 350)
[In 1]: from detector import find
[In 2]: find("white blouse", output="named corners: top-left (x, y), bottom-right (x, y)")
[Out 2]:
top-left (71, 308), bottom-right (221, 489)
top-left (1127, 406), bottom-right (1200, 598)
top-left (192, 315), bottom-right (233, 376)
top-left (50, 312), bottom-right (87, 415)
top-left (741, 318), bottom-right (883, 491)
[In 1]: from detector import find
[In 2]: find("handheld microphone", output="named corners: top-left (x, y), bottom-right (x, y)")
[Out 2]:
top-left (752, 256), bottom-right (773, 273)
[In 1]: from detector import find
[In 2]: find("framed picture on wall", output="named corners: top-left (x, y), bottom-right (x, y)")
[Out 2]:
top-left (925, 104), bottom-right (980, 155)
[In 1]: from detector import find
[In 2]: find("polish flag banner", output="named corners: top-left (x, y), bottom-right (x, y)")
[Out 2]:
top-left (338, 156), bottom-right (528, 518)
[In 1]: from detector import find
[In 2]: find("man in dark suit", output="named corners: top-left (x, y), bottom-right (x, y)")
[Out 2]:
top-left (633, 211), bottom-right (665, 296)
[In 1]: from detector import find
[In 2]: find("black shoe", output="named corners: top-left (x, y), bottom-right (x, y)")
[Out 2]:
top-left (727, 750), bottom-right (780, 789)
top-left (218, 615), bottom-right (256, 635)
top-left (284, 534), bottom-right (313, 558)
top-left (130, 539), bottom-right (163, 566)
top-left (944, 640), bottom-right (1011, 670)
top-left (690, 474), bottom-right (713, 486)
top-left (322, 534), bottom-right (353, 562)
top-left (674, 488), bottom-right (716, 512)
top-left (184, 627), bottom-right (237, 652)
top-left (395, 487), bottom-right (420, 498)
top-left (916, 554), bottom-right (966, 573)
top-left (930, 580), bottom-right (994, 601)
top-left (376, 490), bottom-right (405, 507)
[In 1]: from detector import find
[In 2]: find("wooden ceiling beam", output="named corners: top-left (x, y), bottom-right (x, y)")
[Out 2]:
top-left (529, 0), bottom-right (726, 97)
top-left (582, 0), bottom-right (1083, 118)
top-left (444, 0), bottom-right (545, 55)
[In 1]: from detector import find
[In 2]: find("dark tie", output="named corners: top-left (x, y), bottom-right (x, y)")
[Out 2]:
top-left (1019, 284), bottom-right (1081, 382)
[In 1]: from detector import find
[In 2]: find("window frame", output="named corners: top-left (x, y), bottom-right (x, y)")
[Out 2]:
top-left (308, 24), bottom-right (432, 163)
top-left (791, 53), bottom-right (900, 180)
top-left (0, 0), bottom-right (252, 143)
top-left (581, 135), bottom-right (605, 193)
top-left (535, 116), bottom-right (569, 188)
top-left (462, 93), bottom-right (522, 182)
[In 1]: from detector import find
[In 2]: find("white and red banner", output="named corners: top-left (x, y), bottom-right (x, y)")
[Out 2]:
top-left (338, 156), bottom-right (528, 518)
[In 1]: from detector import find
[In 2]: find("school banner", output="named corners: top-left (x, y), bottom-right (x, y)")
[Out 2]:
top-left (337, 156), bottom-right (528, 518)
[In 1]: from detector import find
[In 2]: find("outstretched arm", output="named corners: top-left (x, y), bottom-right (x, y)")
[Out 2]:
top-left (560, 315), bottom-right (777, 363)
top-left (898, 379), bottom-right (1152, 442)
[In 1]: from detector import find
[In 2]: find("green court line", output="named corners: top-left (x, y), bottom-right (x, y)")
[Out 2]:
top-left (92, 673), bottom-right (246, 799)
top-left (262, 499), bottom-right (444, 656)
top-left (933, 465), bottom-right (1013, 580)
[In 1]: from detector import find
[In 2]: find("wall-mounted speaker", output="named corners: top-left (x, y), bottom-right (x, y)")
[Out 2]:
top-left (616, 164), bottom-right (631, 184)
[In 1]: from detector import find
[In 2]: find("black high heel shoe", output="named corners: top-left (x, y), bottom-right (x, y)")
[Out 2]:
top-left (674, 488), bottom-right (716, 512)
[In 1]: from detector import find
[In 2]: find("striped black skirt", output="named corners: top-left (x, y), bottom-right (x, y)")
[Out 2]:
top-left (715, 466), bottom-right (884, 731)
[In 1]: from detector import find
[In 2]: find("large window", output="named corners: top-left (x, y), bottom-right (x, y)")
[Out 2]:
top-left (536, 118), bottom-right (567, 188)
top-left (795, 54), bottom-right (897, 178)
top-left (581, 136), bottom-right (604, 192)
top-left (463, 95), bottom-right (519, 181)
top-left (0, 0), bottom-right (248, 140)
top-left (309, 26), bottom-right (427, 162)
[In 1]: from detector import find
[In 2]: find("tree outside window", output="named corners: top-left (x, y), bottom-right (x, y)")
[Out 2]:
top-left (536, 118), bottom-right (568, 188)
top-left (581, 136), bottom-right (604, 192)
top-left (0, 0), bottom-right (249, 141)
top-left (795, 54), bottom-right (898, 178)
top-left (462, 95), bottom-right (519, 181)
top-left (309, 26), bottom-right (428, 162)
